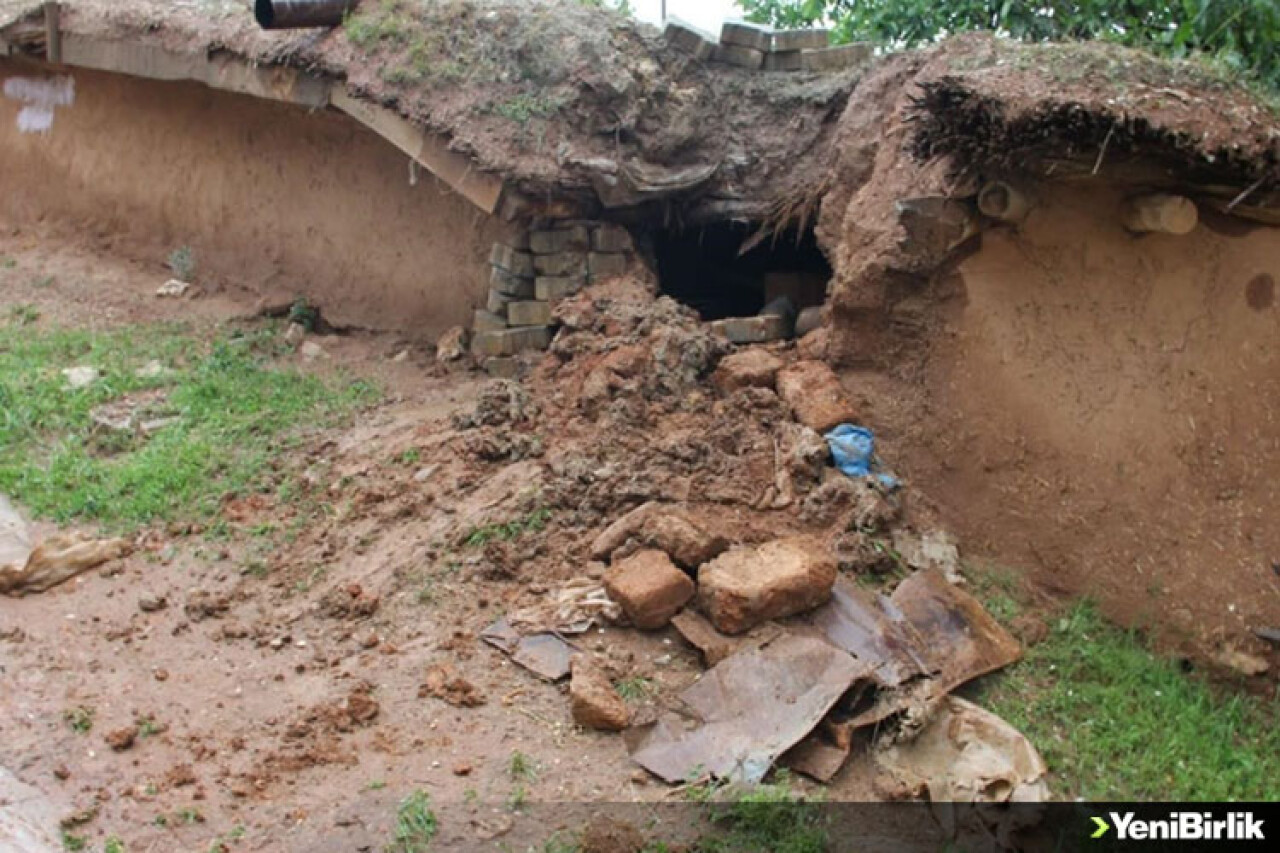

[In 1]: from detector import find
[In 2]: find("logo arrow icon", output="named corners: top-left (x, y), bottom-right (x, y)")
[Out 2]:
top-left (1092, 816), bottom-right (1111, 839)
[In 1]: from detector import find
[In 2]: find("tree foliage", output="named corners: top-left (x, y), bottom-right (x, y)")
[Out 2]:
top-left (741, 0), bottom-right (1280, 91)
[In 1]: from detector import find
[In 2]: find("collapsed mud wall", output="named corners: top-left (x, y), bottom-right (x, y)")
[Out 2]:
top-left (0, 59), bottom-right (515, 334)
top-left (815, 35), bottom-right (1280, 657)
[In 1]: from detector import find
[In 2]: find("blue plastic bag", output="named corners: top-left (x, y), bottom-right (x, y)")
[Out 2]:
top-left (825, 424), bottom-right (899, 489)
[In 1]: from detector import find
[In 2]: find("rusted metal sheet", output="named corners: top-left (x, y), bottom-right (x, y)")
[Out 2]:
top-left (480, 618), bottom-right (574, 682)
top-left (890, 569), bottom-right (1022, 695)
top-left (625, 634), bottom-right (869, 784)
top-left (811, 579), bottom-right (930, 688)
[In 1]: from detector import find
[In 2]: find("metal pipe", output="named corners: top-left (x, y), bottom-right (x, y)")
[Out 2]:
top-left (254, 0), bottom-right (359, 30)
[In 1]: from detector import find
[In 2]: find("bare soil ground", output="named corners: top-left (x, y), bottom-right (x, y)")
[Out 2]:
top-left (2, 233), bottom-right (896, 852)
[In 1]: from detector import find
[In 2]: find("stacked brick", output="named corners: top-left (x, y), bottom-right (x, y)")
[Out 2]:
top-left (473, 222), bottom-right (634, 370)
top-left (664, 17), bottom-right (871, 73)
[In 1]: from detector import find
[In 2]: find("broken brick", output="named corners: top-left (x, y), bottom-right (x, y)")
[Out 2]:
top-left (604, 549), bottom-right (695, 630)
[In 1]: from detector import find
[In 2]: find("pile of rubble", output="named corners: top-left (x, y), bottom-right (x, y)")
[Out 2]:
top-left (451, 276), bottom-right (1049, 812)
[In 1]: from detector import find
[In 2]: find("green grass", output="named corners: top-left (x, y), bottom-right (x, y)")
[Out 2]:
top-left (976, 601), bottom-right (1280, 801)
top-left (691, 777), bottom-right (827, 853)
top-left (388, 790), bottom-right (437, 853)
top-left (463, 508), bottom-right (551, 548)
top-left (63, 706), bottom-right (94, 734)
top-left (614, 676), bottom-right (655, 703)
top-left (0, 322), bottom-right (376, 530)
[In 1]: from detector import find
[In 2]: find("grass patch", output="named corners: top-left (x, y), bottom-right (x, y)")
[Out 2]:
top-left (463, 507), bottom-right (551, 548)
top-left (0, 322), bottom-right (377, 530)
top-left (614, 676), bottom-right (655, 703)
top-left (975, 601), bottom-right (1280, 800)
top-left (688, 776), bottom-right (827, 853)
top-left (388, 790), bottom-right (437, 853)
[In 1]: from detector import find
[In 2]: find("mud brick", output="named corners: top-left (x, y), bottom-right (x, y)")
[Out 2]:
top-left (483, 357), bottom-right (519, 379)
top-left (473, 309), bottom-right (507, 332)
top-left (764, 50), bottom-right (803, 72)
top-left (604, 549), bottom-right (695, 630)
top-left (536, 275), bottom-right (586, 301)
top-left (471, 326), bottom-right (552, 357)
top-left (534, 251), bottom-right (588, 277)
top-left (490, 265), bottom-right (535, 297)
top-left (592, 224), bottom-right (634, 253)
top-left (489, 243), bottom-right (535, 277)
top-left (776, 359), bottom-right (857, 433)
top-left (664, 16), bottom-right (717, 60)
top-left (772, 29), bottom-right (830, 52)
top-left (710, 315), bottom-right (789, 344)
top-left (698, 538), bottom-right (836, 634)
top-left (506, 300), bottom-right (552, 327)
top-left (486, 288), bottom-right (516, 317)
top-left (530, 225), bottom-right (591, 255)
top-left (713, 43), bottom-right (765, 70)
top-left (712, 348), bottom-right (783, 393)
top-left (801, 43), bottom-right (873, 72)
top-left (588, 252), bottom-right (628, 280)
top-left (720, 21), bottom-right (773, 52)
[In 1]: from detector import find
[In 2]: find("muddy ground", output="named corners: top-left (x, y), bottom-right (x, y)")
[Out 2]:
top-left (1, 229), bottom-right (910, 852)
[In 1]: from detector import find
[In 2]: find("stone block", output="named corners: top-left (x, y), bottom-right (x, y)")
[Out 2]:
top-left (506, 300), bottom-right (552, 327)
top-left (776, 360), bottom-right (856, 433)
top-left (664, 16), bottom-right (717, 60)
top-left (530, 225), bottom-right (591, 255)
top-left (720, 21), bottom-right (773, 52)
top-left (713, 43), bottom-right (765, 70)
top-left (490, 265), bottom-right (535, 297)
top-left (698, 537), bottom-right (836, 634)
top-left (473, 309), bottom-right (507, 333)
top-left (588, 252), bottom-right (628, 280)
top-left (592, 224), bottom-right (634, 253)
top-left (709, 314), bottom-right (789, 344)
top-left (489, 243), bottom-right (535, 277)
top-left (801, 42), bottom-right (873, 72)
top-left (712, 348), bottom-right (783, 393)
top-left (486, 288), bottom-right (516, 317)
top-left (471, 326), bottom-right (552, 357)
top-left (482, 357), bottom-right (519, 379)
top-left (763, 50), bottom-right (803, 72)
top-left (604, 549), bottom-right (695, 630)
top-left (536, 275), bottom-right (587, 302)
top-left (534, 251), bottom-right (588, 277)
top-left (795, 305), bottom-right (823, 338)
top-left (772, 29), bottom-right (830, 52)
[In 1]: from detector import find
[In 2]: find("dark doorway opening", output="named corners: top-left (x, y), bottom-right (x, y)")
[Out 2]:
top-left (653, 222), bottom-right (832, 320)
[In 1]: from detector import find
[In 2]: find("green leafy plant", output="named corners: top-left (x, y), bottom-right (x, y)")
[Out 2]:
top-left (742, 0), bottom-right (1280, 92)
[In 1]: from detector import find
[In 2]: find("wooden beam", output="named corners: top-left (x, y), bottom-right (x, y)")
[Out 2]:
top-left (60, 35), bottom-right (330, 108)
top-left (330, 88), bottom-right (504, 215)
top-left (43, 3), bottom-right (60, 64)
